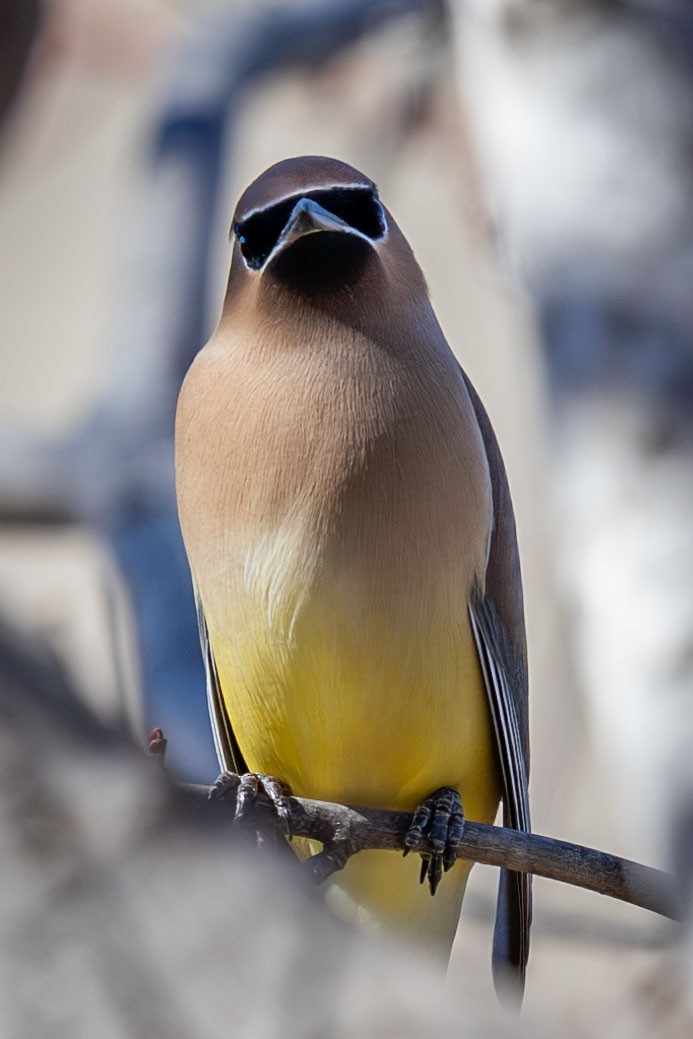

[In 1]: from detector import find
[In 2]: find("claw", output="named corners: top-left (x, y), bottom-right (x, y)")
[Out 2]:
top-left (234, 771), bottom-right (260, 821)
top-left (209, 771), bottom-right (292, 839)
top-left (209, 770), bottom-right (241, 801)
top-left (405, 787), bottom-right (465, 896)
top-left (428, 854), bottom-right (443, 896)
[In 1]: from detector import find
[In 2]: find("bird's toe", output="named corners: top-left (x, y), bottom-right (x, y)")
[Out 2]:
top-left (404, 786), bottom-right (465, 895)
top-left (210, 770), bottom-right (293, 838)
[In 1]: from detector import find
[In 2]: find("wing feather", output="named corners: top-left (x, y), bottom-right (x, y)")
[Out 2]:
top-left (469, 594), bottom-right (531, 984)
top-left (469, 596), bottom-right (530, 834)
top-left (462, 370), bottom-right (532, 996)
top-left (194, 588), bottom-right (246, 775)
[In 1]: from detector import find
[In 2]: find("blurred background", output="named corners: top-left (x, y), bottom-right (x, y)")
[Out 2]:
top-left (2, 0), bottom-right (693, 1034)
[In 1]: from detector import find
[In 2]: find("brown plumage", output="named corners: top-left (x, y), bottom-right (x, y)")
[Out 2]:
top-left (175, 155), bottom-right (531, 997)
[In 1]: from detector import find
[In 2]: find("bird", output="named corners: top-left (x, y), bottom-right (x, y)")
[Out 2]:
top-left (175, 155), bottom-right (531, 996)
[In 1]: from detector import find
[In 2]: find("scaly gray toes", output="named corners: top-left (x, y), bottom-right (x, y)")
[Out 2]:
top-left (210, 770), bottom-right (292, 838)
top-left (404, 786), bottom-right (465, 896)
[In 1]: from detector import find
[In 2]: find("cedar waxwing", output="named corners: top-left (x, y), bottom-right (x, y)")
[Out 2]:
top-left (175, 156), bottom-right (531, 995)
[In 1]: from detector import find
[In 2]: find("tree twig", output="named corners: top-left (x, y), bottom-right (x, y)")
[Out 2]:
top-left (187, 782), bottom-right (679, 921)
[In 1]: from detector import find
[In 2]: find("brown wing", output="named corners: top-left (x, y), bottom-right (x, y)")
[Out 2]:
top-left (194, 587), bottom-right (247, 776)
top-left (462, 372), bottom-right (532, 1001)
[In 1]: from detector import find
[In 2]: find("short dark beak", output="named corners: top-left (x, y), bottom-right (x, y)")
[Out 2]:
top-left (266, 197), bottom-right (371, 266)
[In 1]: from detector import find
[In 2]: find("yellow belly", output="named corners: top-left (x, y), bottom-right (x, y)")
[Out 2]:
top-left (209, 583), bottom-right (500, 954)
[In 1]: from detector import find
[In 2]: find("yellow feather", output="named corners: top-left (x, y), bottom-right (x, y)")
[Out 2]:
top-left (206, 545), bottom-right (500, 952)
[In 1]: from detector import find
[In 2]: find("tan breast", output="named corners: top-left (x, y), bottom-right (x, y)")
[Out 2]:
top-left (175, 308), bottom-right (493, 629)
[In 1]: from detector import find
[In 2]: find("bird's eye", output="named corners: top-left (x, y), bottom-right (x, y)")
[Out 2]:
top-left (234, 200), bottom-right (297, 270)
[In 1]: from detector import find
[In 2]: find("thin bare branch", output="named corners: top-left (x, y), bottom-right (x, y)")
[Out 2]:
top-left (187, 783), bottom-right (679, 921)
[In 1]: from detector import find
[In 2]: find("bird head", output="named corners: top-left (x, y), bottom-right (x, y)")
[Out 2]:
top-left (224, 156), bottom-right (426, 326)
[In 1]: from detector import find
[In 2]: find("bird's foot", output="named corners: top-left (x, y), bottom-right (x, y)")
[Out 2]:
top-left (403, 786), bottom-right (465, 895)
top-left (210, 771), bottom-right (292, 839)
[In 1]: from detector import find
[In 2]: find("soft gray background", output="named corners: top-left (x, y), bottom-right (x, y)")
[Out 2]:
top-left (0, 1), bottom-right (688, 1033)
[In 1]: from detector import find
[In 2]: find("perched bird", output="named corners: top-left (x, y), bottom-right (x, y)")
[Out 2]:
top-left (175, 156), bottom-right (531, 994)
